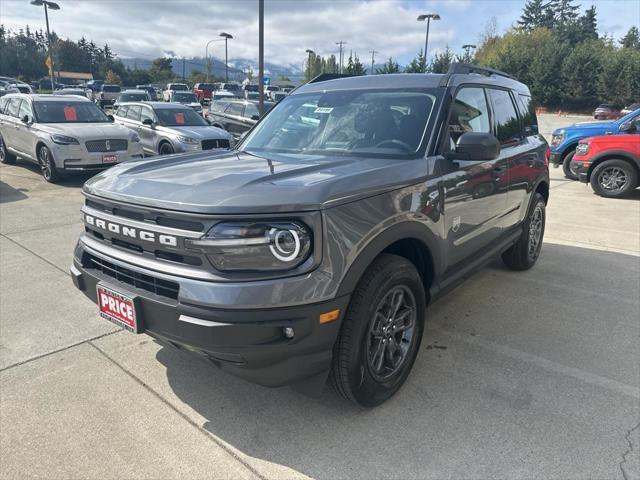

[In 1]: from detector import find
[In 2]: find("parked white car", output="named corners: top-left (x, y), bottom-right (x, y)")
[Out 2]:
top-left (113, 101), bottom-right (231, 156)
top-left (0, 94), bottom-right (143, 182)
top-left (168, 91), bottom-right (203, 114)
top-left (162, 83), bottom-right (189, 102)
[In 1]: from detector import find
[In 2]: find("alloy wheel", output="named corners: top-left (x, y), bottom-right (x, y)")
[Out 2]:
top-left (528, 203), bottom-right (544, 259)
top-left (366, 285), bottom-right (417, 382)
top-left (598, 167), bottom-right (628, 193)
top-left (39, 147), bottom-right (51, 179)
top-left (0, 138), bottom-right (5, 162)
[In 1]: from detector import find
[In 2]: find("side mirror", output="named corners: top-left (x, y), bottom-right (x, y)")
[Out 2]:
top-left (205, 117), bottom-right (213, 125)
top-left (107, 114), bottom-right (115, 123)
top-left (251, 114), bottom-right (260, 121)
top-left (142, 118), bottom-right (154, 126)
top-left (619, 122), bottom-right (636, 133)
top-left (21, 115), bottom-right (32, 124)
top-left (454, 132), bottom-right (501, 161)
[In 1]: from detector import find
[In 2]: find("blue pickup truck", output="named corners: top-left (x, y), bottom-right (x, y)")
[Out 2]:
top-left (550, 108), bottom-right (640, 179)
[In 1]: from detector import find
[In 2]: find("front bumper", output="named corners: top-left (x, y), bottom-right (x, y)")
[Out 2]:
top-left (71, 240), bottom-right (349, 389)
top-left (570, 159), bottom-right (590, 183)
top-left (549, 151), bottom-right (563, 165)
top-left (51, 142), bottom-right (145, 170)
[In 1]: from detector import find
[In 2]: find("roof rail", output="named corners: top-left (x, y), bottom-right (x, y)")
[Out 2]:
top-left (439, 62), bottom-right (516, 87)
top-left (307, 73), bottom-right (356, 84)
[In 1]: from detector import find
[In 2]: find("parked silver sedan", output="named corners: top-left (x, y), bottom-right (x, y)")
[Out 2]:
top-left (113, 102), bottom-right (232, 156)
top-left (0, 94), bottom-right (143, 182)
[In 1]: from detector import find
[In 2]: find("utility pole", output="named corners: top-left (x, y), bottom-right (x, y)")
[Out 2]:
top-left (336, 40), bottom-right (346, 74)
top-left (305, 49), bottom-right (314, 81)
top-left (369, 50), bottom-right (378, 75)
top-left (182, 57), bottom-right (185, 81)
top-left (258, 0), bottom-right (264, 116)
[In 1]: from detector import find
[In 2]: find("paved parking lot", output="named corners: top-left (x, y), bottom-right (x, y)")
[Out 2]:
top-left (1, 114), bottom-right (639, 480)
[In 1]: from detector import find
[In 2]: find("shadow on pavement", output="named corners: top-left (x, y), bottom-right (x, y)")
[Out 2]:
top-left (10, 159), bottom-right (97, 188)
top-left (0, 181), bottom-right (29, 203)
top-left (154, 243), bottom-right (639, 479)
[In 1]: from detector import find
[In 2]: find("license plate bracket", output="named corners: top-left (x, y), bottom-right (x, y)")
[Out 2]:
top-left (96, 284), bottom-right (143, 333)
top-left (102, 154), bottom-right (118, 164)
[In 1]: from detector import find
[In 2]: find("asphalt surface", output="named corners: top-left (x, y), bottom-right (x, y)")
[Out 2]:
top-left (1, 114), bottom-right (639, 480)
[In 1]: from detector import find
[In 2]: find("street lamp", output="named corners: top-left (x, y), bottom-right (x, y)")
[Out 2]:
top-left (30, 0), bottom-right (60, 91)
top-left (417, 13), bottom-right (440, 73)
top-left (219, 32), bottom-right (233, 82)
top-left (462, 44), bottom-right (477, 63)
top-left (305, 49), bottom-right (314, 80)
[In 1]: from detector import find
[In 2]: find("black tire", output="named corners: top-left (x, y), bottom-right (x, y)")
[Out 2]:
top-left (0, 135), bottom-right (16, 164)
top-left (330, 254), bottom-right (426, 407)
top-left (158, 142), bottom-right (175, 155)
top-left (562, 150), bottom-right (578, 180)
top-left (590, 159), bottom-right (638, 198)
top-left (502, 192), bottom-right (546, 271)
top-left (38, 145), bottom-right (60, 183)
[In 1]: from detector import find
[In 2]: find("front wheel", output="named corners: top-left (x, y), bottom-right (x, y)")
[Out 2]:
top-left (158, 142), bottom-right (175, 155)
top-left (562, 150), bottom-right (578, 180)
top-left (502, 192), bottom-right (546, 270)
top-left (590, 159), bottom-right (638, 198)
top-left (330, 254), bottom-right (426, 407)
top-left (38, 145), bottom-right (60, 183)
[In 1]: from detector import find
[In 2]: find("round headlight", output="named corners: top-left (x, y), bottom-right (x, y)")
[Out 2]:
top-left (269, 228), bottom-right (301, 262)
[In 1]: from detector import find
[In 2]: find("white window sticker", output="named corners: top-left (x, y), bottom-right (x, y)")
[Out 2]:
top-left (314, 107), bottom-right (333, 114)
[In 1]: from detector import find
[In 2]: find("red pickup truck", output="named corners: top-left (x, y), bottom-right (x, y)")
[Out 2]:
top-left (571, 129), bottom-right (640, 198)
top-left (192, 83), bottom-right (215, 103)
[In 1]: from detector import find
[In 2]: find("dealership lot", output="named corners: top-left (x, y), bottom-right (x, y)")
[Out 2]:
top-left (0, 115), bottom-right (638, 479)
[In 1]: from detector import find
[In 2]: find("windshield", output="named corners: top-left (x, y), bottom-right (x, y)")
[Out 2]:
top-left (173, 92), bottom-right (197, 102)
top-left (244, 85), bottom-right (259, 92)
top-left (103, 85), bottom-right (120, 92)
top-left (155, 108), bottom-right (207, 127)
top-left (34, 101), bottom-right (110, 123)
top-left (119, 92), bottom-right (149, 101)
top-left (223, 84), bottom-right (240, 91)
top-left (171, 84), bottom-right (188, 91)
top-left (197, 84), bottom-right (215, 92)
top-left (241, 89), bottom-right (437, 158)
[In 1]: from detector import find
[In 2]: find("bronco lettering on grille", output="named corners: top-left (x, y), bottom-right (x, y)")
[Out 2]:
top-left (85, 214), bottom-right (178, 247)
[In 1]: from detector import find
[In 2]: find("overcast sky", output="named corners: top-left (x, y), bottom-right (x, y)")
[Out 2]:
top-left (1, 0), bottom-right (638, 71)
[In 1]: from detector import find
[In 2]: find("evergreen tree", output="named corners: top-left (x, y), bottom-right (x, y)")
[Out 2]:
top-left (518, 0), bottom-right (547, 31)
top-left (578, 6), bottom-right (598, 41)
top-left (619, 26), bottom-right (640, 49)
top-left (404, 49), bottom-right (425, 73)
top-left (376, 57), bottom-right (400, 74)
top-left (430, 46), bottom-right (455, 73)
top-left (344, 53), bottom-right (366, 76)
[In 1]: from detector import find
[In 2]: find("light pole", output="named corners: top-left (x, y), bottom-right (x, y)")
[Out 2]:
top-left (462, 44), bottom-right (477, 63)
top-left (219, 32), bottom-right (233, 82)
top-left (369, 50), bottom-right (379, 75)
top-left (205, 39), bottom-right (224, 82)
top-left (417, 13), bottom-right (440, 73)
top-left (30, 0), bottom-right (60, 91)
top-left (336, 40), bottom-right (346, 74)
top-left (305, 49), bottom-right (314, 81)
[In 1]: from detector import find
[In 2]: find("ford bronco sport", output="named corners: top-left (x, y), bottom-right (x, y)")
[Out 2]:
top-left (71, 64), bottom-right (549, 407)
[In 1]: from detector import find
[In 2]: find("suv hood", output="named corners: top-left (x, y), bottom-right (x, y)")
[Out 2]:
top-left (38, 122), bottom-right (133, 139)
top-left (83, 150), bottom-right (428, 214)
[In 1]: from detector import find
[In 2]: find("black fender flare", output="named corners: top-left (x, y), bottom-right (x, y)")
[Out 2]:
top-left (335, 221), bottom-right (443, 298)
top-left (586, 150), bottom-right (640, 180)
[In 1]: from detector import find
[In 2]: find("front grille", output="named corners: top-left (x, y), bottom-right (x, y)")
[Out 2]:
top-left (85, 139), bottom-right (128, 153)
top-left (201, 139), bottom-right (230, 150)
top-left (83, 253), bottom-right (179, 300)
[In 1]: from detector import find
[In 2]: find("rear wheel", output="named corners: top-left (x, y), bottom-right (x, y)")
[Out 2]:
top-left (159, 142), bottom-right (175, 155)
top-left (38, 145), bottom-right (60, 183)
top-left (590, 159), bottom-right (638, 198)
top-left (330, 254), bottom-right (426, 407)
top-left (502, 193), bottom-right (546, 271)
top-left (0, 136), bottom-right (16, 164)
top-left (562, 150), bottom-right (578, 180)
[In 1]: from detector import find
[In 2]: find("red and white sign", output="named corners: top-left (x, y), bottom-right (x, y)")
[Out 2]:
top-left (97, 285), bottom-right (138, 332)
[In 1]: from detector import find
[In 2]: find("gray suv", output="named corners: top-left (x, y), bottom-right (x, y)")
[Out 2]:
top-left (71, 64), bottom-right (549, 406)
top-left (113, 102), bottom-right (231, 156)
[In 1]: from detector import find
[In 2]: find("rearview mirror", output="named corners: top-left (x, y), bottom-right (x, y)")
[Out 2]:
top-left (454, 132), bottom-right (501, 161)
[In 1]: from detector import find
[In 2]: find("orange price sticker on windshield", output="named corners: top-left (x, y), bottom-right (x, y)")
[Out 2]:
top-left (63, 106), bottom-right (77, 121)
top-left (175, 112), bottom-right (185, 125)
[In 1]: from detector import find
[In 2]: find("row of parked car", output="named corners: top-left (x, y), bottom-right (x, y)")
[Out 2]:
top-left (551, 106), bottom-right (640, 198)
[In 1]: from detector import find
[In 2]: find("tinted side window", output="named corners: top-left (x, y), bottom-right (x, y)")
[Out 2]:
top-left (489, 89), bottom-right (521, 146)
top-left (448, 87), bottom-right (490, 147)
top-left (18, 100), bottom-right (32, 120)
top-left (0, 97), bottom-right (8, 114)
top-left (140, 106), bottom-right (155, 123)
top-left (517, 94), bottom-right (538, 136)
top-left (244, 103), bottom-right (259, 119)
top-left (126, 105), bottom-right (141, 122)
top-left (6, 98), bottom-right (22, 118)
top-left (226, 103), bottom-right (244, 116)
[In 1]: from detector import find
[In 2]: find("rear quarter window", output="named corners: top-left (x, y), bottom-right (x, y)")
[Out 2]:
top-left (517, 94), bottom-right (539, 136)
